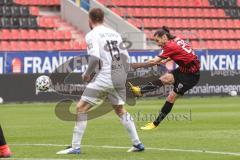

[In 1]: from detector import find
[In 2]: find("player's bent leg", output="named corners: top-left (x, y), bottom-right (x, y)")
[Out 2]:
top-left (128, 73), bottom-right (175, 97)
top-left (56, 100), bottom-right (92, 155)
top-left (141, 91), bottom-right (178, 130)
top-left (0, 126), bottom-right (12, 158)
top-left (113, 105), bottom-right (144, 152)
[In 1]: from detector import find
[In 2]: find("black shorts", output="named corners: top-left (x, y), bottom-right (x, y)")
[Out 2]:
top-left (171, 68), bottom-right (200, 96)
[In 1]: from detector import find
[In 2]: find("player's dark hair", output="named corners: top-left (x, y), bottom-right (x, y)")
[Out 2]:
top-left (89, 8), bottom-right (104, 24)
top-left (154, 26), bottom-right (176, 40)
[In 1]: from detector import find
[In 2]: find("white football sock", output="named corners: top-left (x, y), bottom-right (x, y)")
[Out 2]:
top-left (120, 112), bottom-right (141, 146)
top-left (71, 113), bottom-right (87, 149)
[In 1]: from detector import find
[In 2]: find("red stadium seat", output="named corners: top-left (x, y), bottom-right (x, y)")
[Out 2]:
top-left (203, 19), bottom-right (212, 28)
top-left (63, 41), bottom-right (71, 50)
top-left (195, 8), bottom-right (202, 17)
top-left (37, 41), bottom-right (46, 50)
top-left (214, 40), bottom-right (223, 49)
top-left (212, 19), bottom-right (219, 28)
top-left (111, 8), bottom-right (121, 16)
top-left (11, 29), bottom-right (20, 40)
top-left (80, 41), bottom-right (87, 49)
top-left (0, 41), bottom-right (10, 51)
top-left (55, 41), bottom-right (64, 50)
top-left (9, 41), bottom-right (18, 51)
top-left (48, 0), bottom-right (60, 5)
top-left (220, 19), bottom-right (227, 28)
top-left (3, 0), bottom-right (240, 51)
top-left (29, 7), bottom-right (39, 16)
top-left (46, 41), bottom-right (55, 50)
top-left (237, 41), bottom-right (240, 48)
top-left (125, 8), bottom-right (134, 16)
top-left (202, 9), bottom-right (210, 17)
top-left (28, 41), bottom-right (38, 51)
top-left (29, 29), bottom-right (38, 40)
top-left (217, 9), bottom-right (226, 17)
top-left (151, 19), bottom-right (159, 28)
top-left (38, 17), bottom-right (55, 28)
top-left (46, 30), bottom-right (54, 39)
top-left (181, 19), bottom-right (189, 28)
top-left (166, 8), bottom-right (174, 17)
top-left (181, 8), bottom-right (188, 17)
top-left (228, 41), bottom-right (237, 49)
top-left (151, 8), bottom-right (160, 17)
top-left (20, 29), bottom-right (29, 39)
top-left (72, 41), bottom-right (81, 50)
top-left (228, 30), bottom-right (236, 39)
top-left (64, 31), bottom-right (72, 39)
top-left (236, 30), bottom-right (240, 38)
top-left (212, 30), bottom-right (219, 39)
top-left (18, 41), bottom-right (28, 51)
top-left (143, 19), bottom-right (152, 28)
top-left (37, 30), bottom-right (47, 40)
top-left (55, 30), bottom-right (65, 40)
top-left (134, 8), bottom-right (141, 17)
top-left (201, 0), bottom-right (210, 7)
top-left (197, 19), bottom-right (205, 28)
top-left (166, 19), bottom-right (176, 28)
top-left (191, 41), bottom-right (200, 49)
top-left (221, 40), bottom-right (228, 49)
top-left (205, 41), bottom-right (213, 49)
top-left (143, 8), bottom-right (151, 17)
top-left (158, 8), bottom-right (166, 17)
top-left (220, 30), bottom-right (228, 39)
top-left (0, 30), bottom-right (11, 40)
top-left (198, 30), bottom-right (207, 39)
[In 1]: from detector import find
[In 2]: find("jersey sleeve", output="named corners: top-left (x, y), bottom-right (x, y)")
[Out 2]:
top-left (120, 38), bottom-right (130, 62)
top-left (85, 33), bottom-right (100, 58)
top-left (159, 43), bottom-right (176, 59)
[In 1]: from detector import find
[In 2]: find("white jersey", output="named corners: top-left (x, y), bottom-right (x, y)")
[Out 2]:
top-left (85, 25), bottom-right (129, 87)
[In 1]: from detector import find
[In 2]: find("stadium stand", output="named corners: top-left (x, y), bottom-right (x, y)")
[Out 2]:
top-left (98, 0), bottom-right (240, 49)
top-left (0, 0), bottom-right (86, 51)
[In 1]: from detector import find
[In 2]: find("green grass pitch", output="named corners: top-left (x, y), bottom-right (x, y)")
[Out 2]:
top-left (0, 97), bottom-right (240, 160)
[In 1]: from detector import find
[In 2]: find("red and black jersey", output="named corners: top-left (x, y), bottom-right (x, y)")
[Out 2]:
top-left (159, 37), bottom-right (200, 74)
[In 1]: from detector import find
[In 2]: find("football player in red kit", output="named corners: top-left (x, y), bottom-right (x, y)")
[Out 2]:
top-left (129, 26), bottom-right (200, 130)
top-left (0, 126), bottom-right (12, 158)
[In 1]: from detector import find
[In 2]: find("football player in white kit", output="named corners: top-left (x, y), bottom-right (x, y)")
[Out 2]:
top-left (57, 8), bottom-right (144, 154)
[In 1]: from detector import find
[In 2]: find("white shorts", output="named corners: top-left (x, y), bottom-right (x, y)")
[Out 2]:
top-left (81, 79), bottom-right (126, 106)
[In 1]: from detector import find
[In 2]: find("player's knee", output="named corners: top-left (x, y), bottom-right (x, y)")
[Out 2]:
top-left (76, 101), bottom-right (90, 113)
top-left (160, 74), bottom-right (174, 85)
top-left (166, 92), bottom-right (178, 103)
top-left (114, 105), bottom-right (126, 116)
top-left (76, 105), bottom-right (87, 113)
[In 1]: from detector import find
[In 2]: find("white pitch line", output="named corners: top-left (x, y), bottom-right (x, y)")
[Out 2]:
top-left (5, 157), bottom-right (139, 160)
top-left (10, 143), bottom-right (240, 156)
top-left (4, 158), bottom-right (102, 160)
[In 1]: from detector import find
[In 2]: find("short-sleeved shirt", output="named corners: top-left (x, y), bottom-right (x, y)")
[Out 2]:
top-left (159, 37), bottom-right (200, 73)
top-left (85, 25), bottom-right (129, 86)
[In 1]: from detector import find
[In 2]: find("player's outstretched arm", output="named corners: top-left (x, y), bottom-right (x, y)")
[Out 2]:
top-left (131, 62), bottom-right (153, 70)
top-left (159, 57), bottom-right (172, 64)
top-left (131, 57), bottom-right (163, 69)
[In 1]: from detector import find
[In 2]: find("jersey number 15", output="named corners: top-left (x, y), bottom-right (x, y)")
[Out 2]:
top-left (106, 40), bottom-right (121, 61)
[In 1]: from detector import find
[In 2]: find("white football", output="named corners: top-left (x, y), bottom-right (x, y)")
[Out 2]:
top-left (0, 97), bottom-right (3, 104)
top-left (36, 75), bottom-right (51, 92)
top-left (229, 90), bottom-right (237, 97)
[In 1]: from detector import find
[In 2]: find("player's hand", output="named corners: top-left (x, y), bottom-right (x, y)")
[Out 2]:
top-left (82, 74), bottom-right (91, 82)
top-left (147, 59), bottom-right (156, 65)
